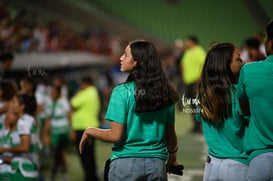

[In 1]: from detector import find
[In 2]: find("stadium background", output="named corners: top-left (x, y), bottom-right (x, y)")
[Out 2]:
top-left (1, 0), bottom-right (273, 180)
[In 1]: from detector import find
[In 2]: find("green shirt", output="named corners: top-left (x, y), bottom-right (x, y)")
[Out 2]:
top-left (237, 55), bottom-right (273, 161)
top-left (0, 116), bottom-right (15, 176)
top-left (180, 45), bottom-right (206, 85)
top-left (105, 82), bottom-right (175, 161)
top-left (196, 86), bottom-right (248, 165)
top-left (71, 86), bottom-right (100, 130)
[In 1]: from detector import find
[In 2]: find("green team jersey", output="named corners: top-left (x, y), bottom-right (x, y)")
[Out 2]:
top-left (45, 98), bottom-right (70, 135)
top-left (105, 82), bottom-right (175, 161)
top-left (0, 115), bottom-right (13, 179)
top-left (237, 55), bottom-right (273, 161)
top-left (196, 86), bottom-right (248, 165)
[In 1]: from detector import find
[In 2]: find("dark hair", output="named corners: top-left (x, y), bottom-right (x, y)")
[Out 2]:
top-left (197, 42), bottom-right (235, 123)
top-left (16, 94), bottom-right (37, 116)
top-left (21, 76), bottom-right (34, 84)
top-left (266, 20), bottom-right (273, 41)
top-left (81, 77), bottom-right (93, 85)
top-left (0, 80), bottom-right (17, 101)
top-left (20, 77), bottom-right (36, 95)
top-left (245, 37), bottom-right (260, 50)
top-left (127, 40), bottom-right (179, 112)
top-left (187, 35), bottom-right (199, 45)
top-left (0, 52), bottom-right (14, 62)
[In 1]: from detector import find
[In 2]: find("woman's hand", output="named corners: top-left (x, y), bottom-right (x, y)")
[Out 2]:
top-left (3, 156), bottom-right (12, 164)
top-left (166, 153), bottom-right (179, 173)
top-left (42, 133), bottom-right (51, 146)
top-left (79, 128), bottom-right (91, 154)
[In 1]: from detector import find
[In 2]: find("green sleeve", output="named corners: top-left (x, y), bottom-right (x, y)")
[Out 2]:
top-left (105, 87), bottom-right (127, 124)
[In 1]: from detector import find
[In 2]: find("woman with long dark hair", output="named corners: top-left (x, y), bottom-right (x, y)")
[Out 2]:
top-left (197, 43), bottom-right (248, 181)
top-left (79, 40), bottom-right (180, 180)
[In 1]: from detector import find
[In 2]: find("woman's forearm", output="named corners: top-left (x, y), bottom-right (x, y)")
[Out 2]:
top-left (0, 135), bottom-right (31, 153)
top-left (3, 157), bottom-right (12, 164)
top-left (167, 123), bottom-right (178, 152)
top-left (85, 127), bottom-right (121, 143)
top-left (0, 145), bottom-right (30, 153)
top-left (167, 132), bottom-right (178, 152)
top-left (79, 122), bottom-right (124, 154)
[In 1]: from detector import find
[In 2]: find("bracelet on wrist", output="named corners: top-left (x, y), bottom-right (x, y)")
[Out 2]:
top-left (168, 146), bottom-right (178, 153)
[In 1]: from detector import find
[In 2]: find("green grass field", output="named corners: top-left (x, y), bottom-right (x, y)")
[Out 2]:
top-left (40, 108), bottom-right (206, 181)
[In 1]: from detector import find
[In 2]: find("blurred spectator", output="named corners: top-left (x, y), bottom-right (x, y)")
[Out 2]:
top-left (245, 37), bottom-right (266, 62)
top-left (241, 32), bottom-right (267, 62)
top-left (174, 39), bottom-right (185, 69)
top-left (164, 39), bottom-right (184, 81)
top-left (0, 94), bottom-right (39, 180)
top-left (86, 29), bottom-right (111, 55)
top-left (107, 38), bottom-right (129, 86)
top-left (110, 37), bottom-right (122, 58)
top-left (180, 35), bottom-right (206, 133)
top-left (35, 77), bottom-right (51, 145)
top-left (0, 79), bottom-right (17, 115)
top-left (33, 24), bottom-right (48, 51)
top-left (70, 77), bottom-right (100, 181)
top-left (53, 77), bottom-right (68, 99)
top-left (0, 52), bottom-right (13, 80)
top-left (43, 85), bottom-right (70, 181)
top-left (19, 77), bottom-right (36, 96)
top-left (0, 7), bottom-right (112, 54)
top-left (171, 39), bottom-right (185, 92)
top-left (254, 31), bottom-right (266, 55)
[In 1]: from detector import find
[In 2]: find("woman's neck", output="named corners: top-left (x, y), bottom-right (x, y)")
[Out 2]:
top-left (18, 112), bottom-right (24, 117)
top-left (9, 123), bottom-right (17, 132)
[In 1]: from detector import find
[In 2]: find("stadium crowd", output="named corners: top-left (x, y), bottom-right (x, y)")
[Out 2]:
top-left (0, 5), bottom-right (113, 54)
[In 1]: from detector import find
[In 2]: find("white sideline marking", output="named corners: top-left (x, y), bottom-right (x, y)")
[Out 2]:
top-left (168, 134), bottom-right (206, 181)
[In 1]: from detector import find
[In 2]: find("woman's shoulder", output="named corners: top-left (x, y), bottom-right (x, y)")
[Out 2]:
top-left (18, 114), bottom-right (35, 124)
top-left (113, 82), bottom-right (135, 93)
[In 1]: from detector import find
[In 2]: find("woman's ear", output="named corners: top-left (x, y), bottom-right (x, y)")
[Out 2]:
top-left (132, 60), bottom-right (137, 68)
